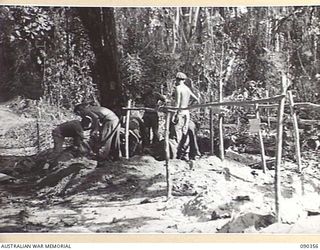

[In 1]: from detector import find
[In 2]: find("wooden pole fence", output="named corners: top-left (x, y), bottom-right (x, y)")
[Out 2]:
top-left (121, 90), bottom-right (303, 212)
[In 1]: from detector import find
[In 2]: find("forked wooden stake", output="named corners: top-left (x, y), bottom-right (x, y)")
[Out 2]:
top-left (288, 91), bottom-right (302, 173)
top-left (275, 74), bottom-right (287, 222)
top-left (165, 111), bottom-right (172, 199)
top-left (125, 99), bottom-right (132, 159)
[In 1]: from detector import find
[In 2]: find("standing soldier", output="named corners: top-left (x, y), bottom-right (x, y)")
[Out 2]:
top-left (172, 72), bottom-right (200, 160)
top-left (142, 84), bottom-right (166, 145)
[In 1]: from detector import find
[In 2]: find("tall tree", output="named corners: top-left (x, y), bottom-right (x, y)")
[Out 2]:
top-left (77, 7), bottom-right (124, 111)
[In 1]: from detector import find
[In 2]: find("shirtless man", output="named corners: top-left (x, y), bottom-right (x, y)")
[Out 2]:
top-left (173, 72), bottom-right (200, 159)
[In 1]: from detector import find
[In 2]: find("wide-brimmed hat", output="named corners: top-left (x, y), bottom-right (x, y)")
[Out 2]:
top-left (176, 72), bottom-right (187, 80)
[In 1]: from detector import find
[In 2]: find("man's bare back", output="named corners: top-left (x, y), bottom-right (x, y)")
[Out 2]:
top-left (175, 82), bottom-right (199, 110)
top-left (173, 75), bottom-right (199, 134)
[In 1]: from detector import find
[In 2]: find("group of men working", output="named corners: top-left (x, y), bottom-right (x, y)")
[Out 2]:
top-left (51, 71), bottom-right (201, 162)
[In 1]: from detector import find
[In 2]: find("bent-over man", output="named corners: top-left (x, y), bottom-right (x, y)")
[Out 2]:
top-left (74, 104), bottom-right (121, 161)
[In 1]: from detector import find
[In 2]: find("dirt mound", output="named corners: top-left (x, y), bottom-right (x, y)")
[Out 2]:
top-left (218, 213), bottom-right (275, 233)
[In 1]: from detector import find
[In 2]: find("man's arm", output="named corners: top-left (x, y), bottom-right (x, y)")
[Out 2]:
top-left (175, 87), bottom-right (181, 108)
top-left (155, 92), bottom-right (166, 103)
top-left (189, 88), bottom-right (200, 103)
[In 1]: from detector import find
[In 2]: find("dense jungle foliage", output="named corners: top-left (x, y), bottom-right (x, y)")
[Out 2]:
top-left (0, 6), bottom-right (319, 116)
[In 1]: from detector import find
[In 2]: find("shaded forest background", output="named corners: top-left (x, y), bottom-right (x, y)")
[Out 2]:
top-left (0, 6), bottom-right (320, 117)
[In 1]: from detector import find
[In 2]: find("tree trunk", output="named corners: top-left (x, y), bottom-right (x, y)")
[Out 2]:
top-left (77, 7), bottom-right (124, 112)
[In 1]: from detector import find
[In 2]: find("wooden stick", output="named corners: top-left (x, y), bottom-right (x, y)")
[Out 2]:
top-left (275, 75), bottom-right (287, 222)
top-left (122, 107), bottom-right (158, 112)
top-left (219, 113), bottom-right (224, 161)
top-left (258, 104), bottom-right (279, 109)
top-left (266, 90), bottom-right (271, 128)
top-left (123, 103), bottom-right (279, 112)
top-left (169, 94), bottom-right (285, 110)
top-left (288, 91), bottom-right (302, 173)
top-left (125, 99), bottom-right (132, 159)
top-left (37, 106), bottom-right (41, 152)
top-left (209, 91), bottom-right (215, 155)
top-left (219, 37), bottom-right (225, 161)
top-left (165, 111), bottom-right (172, 199)
top-left (255, 104), bottom-right (267, 173)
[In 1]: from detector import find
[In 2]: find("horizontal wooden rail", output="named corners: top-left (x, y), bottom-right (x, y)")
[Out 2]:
top-left (122, 107), bottom-right (158, 112)
top-left (122, 95), bottom-right (286, 112)
top-left (165, 94), bottom-right (285, 111)
top-left (294, 102), bottom-right (320, 109)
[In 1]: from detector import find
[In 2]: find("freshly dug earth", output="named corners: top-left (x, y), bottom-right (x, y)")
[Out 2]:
top-left (1, 150), bottom-right (320, 233)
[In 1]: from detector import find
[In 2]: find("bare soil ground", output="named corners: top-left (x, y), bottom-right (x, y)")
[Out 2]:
top-left (1, 102), bottom-right (320, 234)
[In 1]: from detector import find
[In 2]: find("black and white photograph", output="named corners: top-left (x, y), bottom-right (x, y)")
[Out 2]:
top-left (0, 5), bottom-right (320, 234)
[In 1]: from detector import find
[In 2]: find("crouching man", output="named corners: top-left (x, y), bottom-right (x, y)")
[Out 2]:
top-left (52, 119), bottom-right (91, 154)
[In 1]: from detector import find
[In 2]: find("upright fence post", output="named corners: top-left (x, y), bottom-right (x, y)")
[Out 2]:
top-left (36, 106), bottom-right (41, 153)
top-left (125, 99), bottom-right (132, 159)
top-left (288, 90), bottom-right (302, 173)
top-left (255, 104), bottom-right (267, 173)
top-left (275, 74), bottom-right (287, 222)
top-left (165, 111), bottom-right (172, 199)
top-left (266, 90), bottom-right (271, 128)
top-left (36, 119), bottom-right (40, 152)
top-left (209, 91), bottom-right (215, 155)
top-left (219, 79), bottom-right (224, 161)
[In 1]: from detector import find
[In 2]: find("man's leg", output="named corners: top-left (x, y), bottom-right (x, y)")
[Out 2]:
top-left (188, 121), bottom-right (201, 160)
top-left (174, 114), bottom-right (184, 143)
top-left (110, 124), bottom-right (121, 160)
top-left (175, 114), bottom-right (189, 159)
top-left (177, 133), bottom-right (189, 160)
top-left (99, 119), bottom-right (121, 161)
top-left (98, 122), bottom-right (113, 160)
